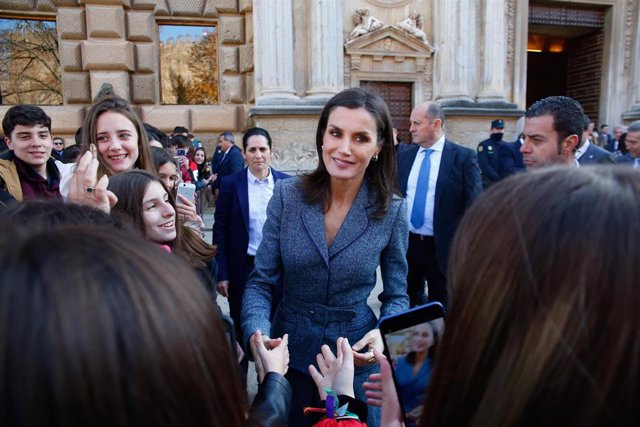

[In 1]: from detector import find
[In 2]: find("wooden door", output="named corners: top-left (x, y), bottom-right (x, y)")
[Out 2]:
top-left (360, 81), bottom-right (413, 144)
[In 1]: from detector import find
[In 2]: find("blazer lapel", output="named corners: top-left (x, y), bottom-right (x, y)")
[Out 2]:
top-left (329, 180), bottom-right (371, 259)
top-left (302, 202), bottom-right (330, 267)
top-left (398, 145), bottom-right (419, 195)
top-left (435, 141), bottom-right (454, 211)
top-left (237, 170), bottom-right (250, 235)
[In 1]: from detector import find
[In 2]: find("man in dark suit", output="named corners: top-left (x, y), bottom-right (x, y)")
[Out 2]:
top-left (576, 114), bottom-right (616, 166)
top-left (521, 96), bottom-right (582, 169)
top-left (497, 134), bottom-right (525, 178)
top-left (605, 125), bottom-right (626, 154)
top-left (212, 131), bottom-right (244, 196)
top-left (397, 102), bottom-right (482, 308)
top-left (476, 119), bottom-right (505, 188)
top-left (617, 121), bottom-right (640, 168)
top-left (212, 127), bottom-right (290, 377)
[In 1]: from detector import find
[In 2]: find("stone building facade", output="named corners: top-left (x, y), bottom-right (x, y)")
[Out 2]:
top-left (0, 0), bottom-right (639, 173)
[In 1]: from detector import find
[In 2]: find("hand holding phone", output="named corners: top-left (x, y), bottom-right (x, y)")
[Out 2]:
top-left (176, 182), bottom-right (195, 204)
top-left (378, 302), bottom-right (444, 426)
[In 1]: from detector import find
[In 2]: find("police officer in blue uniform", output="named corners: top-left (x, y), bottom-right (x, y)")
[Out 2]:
top-left (477, 119), bottom-right (505, 189)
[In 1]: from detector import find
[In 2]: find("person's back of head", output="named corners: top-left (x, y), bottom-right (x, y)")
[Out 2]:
top-left (0, 225), bottom-right (246, 426)
top-left (0, 198), bottom-right (122, 231)
top-left (62, 144), bottom-right (81, 164)
top-left (421, 166), bottom-right (640, 426)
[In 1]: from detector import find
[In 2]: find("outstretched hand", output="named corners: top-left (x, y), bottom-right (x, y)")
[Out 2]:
top-left (308, 337), bottom-right (355, 400)
top-left (67, 151), bottom-right (117, 213)
top-left (362, 348), bottom-right (403, 426)
top-left (351, 328), bottom-right (383, 367)
top-left (250, 330), bottom-right (289, 383)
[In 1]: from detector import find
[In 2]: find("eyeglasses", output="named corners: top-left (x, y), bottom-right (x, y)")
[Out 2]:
top-left (53, 142), bottom-right (64, 146)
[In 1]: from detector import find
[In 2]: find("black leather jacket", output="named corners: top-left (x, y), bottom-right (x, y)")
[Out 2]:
top-left (249, 372), bottom-right (292, 427)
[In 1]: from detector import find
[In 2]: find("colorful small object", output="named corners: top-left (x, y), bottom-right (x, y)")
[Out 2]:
top-left (303, 388), bottom-right (362, 422)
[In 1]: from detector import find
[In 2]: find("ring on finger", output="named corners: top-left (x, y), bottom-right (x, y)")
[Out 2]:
top-left (367, 352), bottom-right (376, 364)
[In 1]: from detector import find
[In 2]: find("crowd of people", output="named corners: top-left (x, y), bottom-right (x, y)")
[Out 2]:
top-left (0, 88), bottom-right (639, 426)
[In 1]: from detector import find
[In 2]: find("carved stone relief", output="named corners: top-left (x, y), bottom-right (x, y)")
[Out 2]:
top-left (623, 0), bottom-right (635, 74)
top-left (365, 0), bottom-right (411, 7)
top-left (348, 8), bottom-right (385, 41)
top-left (394, 11), bottom-right (428, 43)
top-left (506, 0), bottom-right (516, 66)
top-left (344, 25), bottom-right (435, 102)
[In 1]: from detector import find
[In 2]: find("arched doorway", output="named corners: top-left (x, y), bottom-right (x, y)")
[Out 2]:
top-left (527, 2), bottom-right (607, 124)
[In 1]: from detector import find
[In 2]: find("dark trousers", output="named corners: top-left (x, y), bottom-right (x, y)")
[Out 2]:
top-left (406, 233), bottom-right (448, 309)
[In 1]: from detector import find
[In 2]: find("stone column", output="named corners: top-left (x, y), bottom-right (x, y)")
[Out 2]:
top-left (632, 1), bottom-right (640, 110)
top-left (476, 0), bottom-right (508, 102)
top-left (306, 0), bottom-right (344, 99)
top-left (253, 0), bottom-right (298, 103)
top-left (434, 0), bottom-right (477, 103)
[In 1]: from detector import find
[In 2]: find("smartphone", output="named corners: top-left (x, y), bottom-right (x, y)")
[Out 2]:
top-left (176, 148), bottom-right (188, 157)
top-left (378, 302), bottom-right (445, 427)
top-left (176, 182), bottom-right (195, 204)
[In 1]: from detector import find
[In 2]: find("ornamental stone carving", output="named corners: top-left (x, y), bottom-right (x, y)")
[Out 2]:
top-left (394, 12), bottom-right (428, 43)
top-left (348, 8), bottom-right (384, 41)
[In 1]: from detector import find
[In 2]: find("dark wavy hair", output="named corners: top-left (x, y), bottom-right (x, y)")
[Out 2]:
top-left (108, 170), bottom-right (215, 270)
top-left (0, 225), bottom-right (245, 426)
top-left (421, 166), bottom-right (640, 426)
top-left (298, 87), bottom-right (397, 218)
top-left (80, 96), bottom-right (156, 177)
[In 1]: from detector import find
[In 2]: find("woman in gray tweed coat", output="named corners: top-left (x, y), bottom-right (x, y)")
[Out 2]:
top-left (242, 88), bottom-right (410, 426)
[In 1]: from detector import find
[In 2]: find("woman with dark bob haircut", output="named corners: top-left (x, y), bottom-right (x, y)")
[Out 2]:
top-left (242, 87), bottom-right (409, 426)
top-left (373, 166), bottom-right (640, 426)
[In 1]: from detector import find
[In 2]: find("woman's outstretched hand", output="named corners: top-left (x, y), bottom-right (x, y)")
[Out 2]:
top-left (308, 337), bottom-right (355, 400)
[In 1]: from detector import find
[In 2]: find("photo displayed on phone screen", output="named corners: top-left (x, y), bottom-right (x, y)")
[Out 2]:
top-left (381, 307), bottom-right (444, 427)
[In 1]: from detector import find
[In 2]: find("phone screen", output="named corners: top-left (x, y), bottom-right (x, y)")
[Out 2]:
top-left (379, 303), bottom-right (445, 427)
top-left (176, 183), bottom-right (195, 204)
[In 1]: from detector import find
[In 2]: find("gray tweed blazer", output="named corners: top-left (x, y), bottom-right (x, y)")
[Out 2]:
top-left (241, 177), bottom-right (409, 373)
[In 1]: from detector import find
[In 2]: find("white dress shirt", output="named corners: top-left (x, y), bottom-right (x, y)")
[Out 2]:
top-left (575, 140), bottom-right (590, 161)
top-left (406, 135), bottom-right (446, 236)
top-left (247, 167), bottom-right (274, 256)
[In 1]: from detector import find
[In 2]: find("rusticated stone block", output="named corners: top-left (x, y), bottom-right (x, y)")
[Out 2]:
top-left (90, 71), bottom-right (130, 100)
top-left (139, 106), bottom-right (190, 133)
top-left (60, 41), bottom-right (83, 71)
top-left (82, 40), bottom-right (134, 71)
top-left (244, 12), bottom-right (252, 43)
top-left (0, 0), bottom-right (31, 10)
top-left (52, 1), bottom-right (81, 6)
top-left (58, 7), bottom-right (87, 40)
top-left (238, 44), bottom-right (253, 73)
top-left (86, 5), bottom-right (125, 38)
top-left (191, 105), bottom-right (239, 132)
top-left (221, 75), bottom-right (245, 104)
top-left (126, 10), bottom-right (154, 42)
top-left (79, 0), bottom-right (131, 5)
top-left (34, 0), bottom-right (56, 11)
top-left (202, 0), bottom-right (219, 17)
top-left (62, 72), bottom-right (91, 103)
top-left (169, 0), bottom-right (203, 16)
top-left (215, 0), bottom-right (238, 13)
top-left (134, 43), bottom-right (156, 73)
top-left (131, 73), bottom-right (157, 104)
top-left (42, 106), bottom-right (86, 134)
top-left (239, 0), bottom-right (252, 13)
top-left (130, 0), bottom-right (155, 10)
top-left (219, 16), bottom-right (244, 44)
top-left (245, 73), bottom-right (254, 103)
top-left (220, 46), bottom-right (239, 73)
